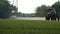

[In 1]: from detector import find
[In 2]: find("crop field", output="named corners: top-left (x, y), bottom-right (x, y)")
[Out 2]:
top-left (0, 19), bottom-right (60, 34)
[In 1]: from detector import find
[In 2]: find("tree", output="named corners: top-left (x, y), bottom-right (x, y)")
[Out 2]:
top-left (0, 0), bottom-right (17, 18)
top-left (52, 1), bottom-right (60, 15)
top-left (9, 5), bottom-right (17, 16)
top-left (35, 5), bottom-right (50, 17)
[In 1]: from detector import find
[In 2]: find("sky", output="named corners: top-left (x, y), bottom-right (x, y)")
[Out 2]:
top-left (8, 0), bottom-right (59, 14)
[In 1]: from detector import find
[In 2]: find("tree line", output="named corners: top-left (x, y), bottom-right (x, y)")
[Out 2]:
top-left (35, 1), bottom-right (60, 17)
top-left (0, 0), bottom-right (60, 18)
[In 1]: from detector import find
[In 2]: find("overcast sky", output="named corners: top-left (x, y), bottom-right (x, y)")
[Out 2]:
top-left (8, 0), bottom-right (59, 13)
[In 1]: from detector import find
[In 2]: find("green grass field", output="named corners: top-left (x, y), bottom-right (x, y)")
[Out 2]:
top-left (0, 19), bottom-right (60, 34)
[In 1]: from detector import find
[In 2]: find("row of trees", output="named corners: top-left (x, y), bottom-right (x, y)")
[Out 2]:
top-left (0, 0), bottom-right (17, 18)
top-left (0, 0), bottom-right (60, 18)
top-left (35, 1), bottom-right (60, 17)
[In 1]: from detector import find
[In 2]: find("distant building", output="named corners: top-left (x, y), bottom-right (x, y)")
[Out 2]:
top-left (16, 13), bottom-right (35, 17)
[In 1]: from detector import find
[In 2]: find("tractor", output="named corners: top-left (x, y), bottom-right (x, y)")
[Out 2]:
top-left (46, 8), bottom-right (59, 20)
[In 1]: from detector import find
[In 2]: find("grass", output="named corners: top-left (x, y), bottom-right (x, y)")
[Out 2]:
top-left (0, 19), bottom-right (60, 34)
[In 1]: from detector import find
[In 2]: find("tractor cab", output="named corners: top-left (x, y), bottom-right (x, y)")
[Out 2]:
top-left (46, 8), bottom-right (59, 20)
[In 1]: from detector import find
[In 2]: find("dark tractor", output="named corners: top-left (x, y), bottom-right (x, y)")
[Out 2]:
top-left (46, 8), bottom-right (59, 20)
top-left (46, 13), bottom-right (59, 20)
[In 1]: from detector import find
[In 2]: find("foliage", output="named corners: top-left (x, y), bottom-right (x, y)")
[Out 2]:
top-left (10, 5), bottom-right (17, 15)
top-left (0, 0), bottom-right (17, 18)
top-left (35, 5), bottom-right (50, 17)
top-left (35, 1), bottom-right (60, 17)
top-left (52, 1), bottom-right (60, 15)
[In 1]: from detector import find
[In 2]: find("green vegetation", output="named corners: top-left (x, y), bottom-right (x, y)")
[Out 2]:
top-left (35, 5), bottom-right (50, 17)
top-left (0, 19), bottom-right (60, 34)
top-left (35, 1), bottom-right (60, 17)
top-left (0, 0), bottom-right (17, 18)
top-left (52, 1), bottom-right (60, 15)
